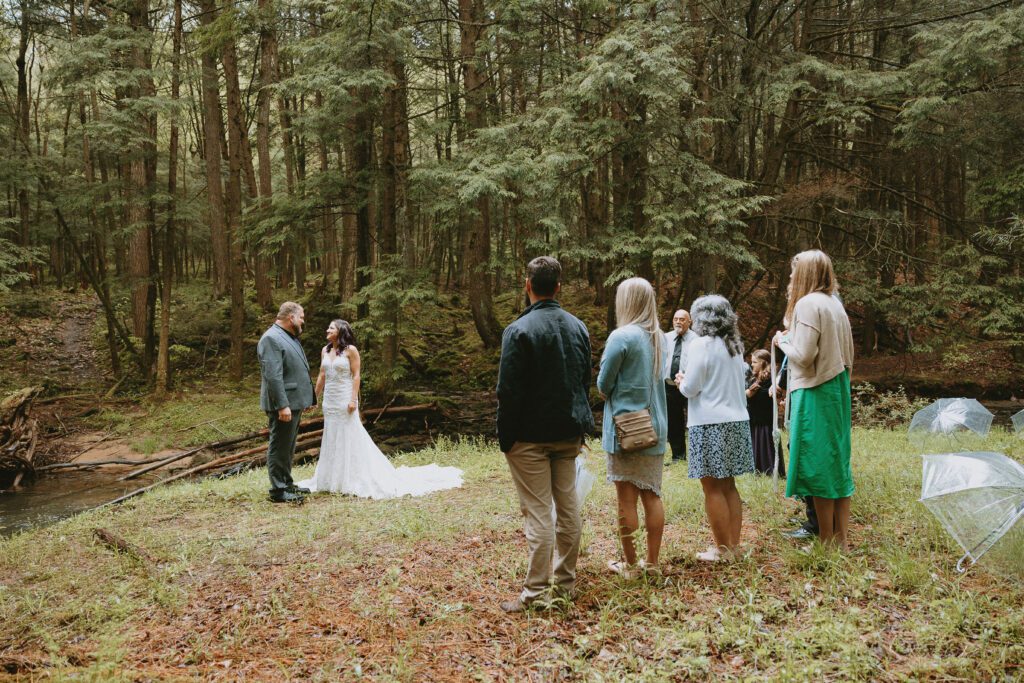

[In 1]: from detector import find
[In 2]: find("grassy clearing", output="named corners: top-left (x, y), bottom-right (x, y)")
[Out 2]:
top-left (2, 430), bottom-right (1023, 681)
top-left (86, 383), bottom-right (267, 455)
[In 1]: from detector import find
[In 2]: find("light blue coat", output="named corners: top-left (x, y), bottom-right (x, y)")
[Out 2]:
top-left (596, 325), bottom-right (668, 456)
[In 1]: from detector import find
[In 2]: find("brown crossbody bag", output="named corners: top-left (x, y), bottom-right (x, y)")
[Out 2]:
top-left (611, 348), bottom-right (659, 453)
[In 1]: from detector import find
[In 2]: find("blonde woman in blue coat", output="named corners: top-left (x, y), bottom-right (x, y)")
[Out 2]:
top-left (597, 278), bottom-right (668, 578)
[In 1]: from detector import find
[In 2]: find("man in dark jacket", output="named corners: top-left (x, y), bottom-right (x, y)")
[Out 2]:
top-left (496, 256), bottom-right (594, 612)
top-left (258, 301), bottom-right (316, 503)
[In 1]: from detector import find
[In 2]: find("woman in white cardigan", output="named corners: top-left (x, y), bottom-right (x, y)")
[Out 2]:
top-left (677, 295), bottom-right (754, 562)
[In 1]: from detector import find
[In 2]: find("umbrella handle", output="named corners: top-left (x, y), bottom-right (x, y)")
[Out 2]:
top-left (955, 553), bottom-right (973, 574)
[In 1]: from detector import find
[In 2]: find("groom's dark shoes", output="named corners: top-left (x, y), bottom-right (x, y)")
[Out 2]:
top-left (269, 489), bottom-right (305, 503)
top-left (288, 485), bottom-right (311, 494)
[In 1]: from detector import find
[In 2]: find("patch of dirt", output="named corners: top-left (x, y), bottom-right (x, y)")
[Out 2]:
top-left (0, 290), bottom-right (106, 395)
top-left (56, 431), bottom-right (172, 466)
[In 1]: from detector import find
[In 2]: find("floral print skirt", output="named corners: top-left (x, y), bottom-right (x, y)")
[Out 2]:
top-left (688, 420), bottom-right (755, 480)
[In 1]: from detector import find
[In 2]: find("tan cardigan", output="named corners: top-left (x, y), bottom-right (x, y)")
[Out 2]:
top-left (779, 292), bottom-right (854, 391)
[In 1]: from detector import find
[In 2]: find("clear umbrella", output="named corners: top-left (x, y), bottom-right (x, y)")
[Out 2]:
top-left (920, 451), bottom-right (1024, 571)
top-left (1012, 408), bottom-right (1024, 436)
top-left (909, 398), bottom-right (993, 449)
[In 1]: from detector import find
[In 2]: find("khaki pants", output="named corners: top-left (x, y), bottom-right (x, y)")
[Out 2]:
top-left (505, 438), bottom-right (582, 602)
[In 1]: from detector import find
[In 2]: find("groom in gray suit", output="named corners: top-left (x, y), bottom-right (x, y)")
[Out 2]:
top-left (258, 301), bottom-right (316, 502)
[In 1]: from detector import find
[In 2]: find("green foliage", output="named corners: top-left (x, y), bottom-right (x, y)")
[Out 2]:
top-left (0, 223), bottom-right (41, 294)
top-left (851, 383), bottom-right (929, 430)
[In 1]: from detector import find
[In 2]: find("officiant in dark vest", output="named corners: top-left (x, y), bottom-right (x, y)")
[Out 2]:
top-left (258, 301), bottom-right (316, 503)
top-left (663, 309), bottom-right (696, 464)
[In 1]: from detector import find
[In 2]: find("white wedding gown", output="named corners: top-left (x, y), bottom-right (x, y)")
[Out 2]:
top-left (296, 351), bottom-right (463, 499)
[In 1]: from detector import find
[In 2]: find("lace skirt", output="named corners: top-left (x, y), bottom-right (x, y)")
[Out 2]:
top-left (606, 451), bottom-right (664, 497)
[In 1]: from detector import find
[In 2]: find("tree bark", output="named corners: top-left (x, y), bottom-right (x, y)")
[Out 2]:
top-left (15, 1), bottom-right (31, 278)
top-left (198, 0), bottom-right (229, 300)
top-left (254, 0), bottom-right (278, 311)
top-left (379, 55), bottom-right (410, 374)
top-left (126, 0), bottom-right (157, 377)
top-left (458, 0), bottom-right (502, 348)
top-left (221, 20), bottom-right (249, 382)
top-left (155, 0), bottom-right (183, 396)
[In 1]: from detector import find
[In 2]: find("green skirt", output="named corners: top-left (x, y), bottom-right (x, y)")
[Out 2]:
top-left (785, 370), bottom-right (854, 499)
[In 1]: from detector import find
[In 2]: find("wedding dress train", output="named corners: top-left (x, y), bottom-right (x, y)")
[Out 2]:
top-left (297, 351), bottom-right (462, 498)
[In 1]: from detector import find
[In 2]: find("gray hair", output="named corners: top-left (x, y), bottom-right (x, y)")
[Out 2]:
top-left (690, 294), bottom-right (743, 357)
top-left (276, 301), bottom-right (303, 321)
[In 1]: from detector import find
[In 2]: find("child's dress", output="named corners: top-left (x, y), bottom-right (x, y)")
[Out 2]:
top-left (747, 378), bottom-right (784, 476)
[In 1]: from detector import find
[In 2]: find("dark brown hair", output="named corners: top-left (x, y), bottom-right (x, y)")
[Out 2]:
top-left (526, 256), bottom-right (561, 297)
top-left (325, 319), bottom-right (357, 354)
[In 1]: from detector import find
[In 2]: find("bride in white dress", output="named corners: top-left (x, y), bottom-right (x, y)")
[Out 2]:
top-left (297, 319), bottom-right (463, 499)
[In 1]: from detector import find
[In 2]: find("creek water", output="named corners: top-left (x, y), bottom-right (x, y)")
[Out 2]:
top-left (0, 470), bottom-right (158, 538)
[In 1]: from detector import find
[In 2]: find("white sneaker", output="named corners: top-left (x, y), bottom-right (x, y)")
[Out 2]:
top-left (608, 560), bottom-right (640, 580)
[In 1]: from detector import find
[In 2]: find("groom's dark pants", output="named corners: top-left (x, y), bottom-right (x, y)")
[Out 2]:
top-left (267, 409), bottom-right (303, 493)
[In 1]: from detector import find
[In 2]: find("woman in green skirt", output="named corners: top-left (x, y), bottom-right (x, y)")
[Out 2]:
top-left (775, 250), bottom-right (855, 548)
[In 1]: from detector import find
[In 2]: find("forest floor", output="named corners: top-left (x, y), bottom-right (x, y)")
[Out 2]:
top-left (2, 430), bottom-right (1023, 681)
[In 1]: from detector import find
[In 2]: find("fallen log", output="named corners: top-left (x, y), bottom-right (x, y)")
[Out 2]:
top-left (93, 527), bottom-right (154, 564)
top-left (399, 348), bottom-right (429, 377)
top-left (101, 402), bottom-right (437, 505)
top-left (67, 433), bottom-right (113, 462)
top-left (35, 393), bottom-right (95, 406)
top-left (118, 445), bottom-right (212, 481)
top-left (117, 401), bottom-right (434, 481)
top-left (38, 456), bottom-right (169, 472)
top-left (106, 430), bottom-right (325, 506)
top-left (0, 387), bottom-right (41, 490)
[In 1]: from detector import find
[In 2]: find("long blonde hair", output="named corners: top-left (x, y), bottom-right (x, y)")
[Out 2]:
top-left (785, 250), bottom-right (838, 326)
top-left (615, 277), bottom-right (663, 381)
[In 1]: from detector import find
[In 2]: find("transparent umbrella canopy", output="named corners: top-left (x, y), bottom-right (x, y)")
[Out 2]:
top-left (909, 398), bottom-right (993, 449)
top-left (1012, 408), bottom-right (1024, 436)
top-left (920, 451), bottom-right (1024, 571)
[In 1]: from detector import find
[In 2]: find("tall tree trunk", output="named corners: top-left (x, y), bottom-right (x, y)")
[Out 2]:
top-left (350, 104), bottom-right (374, 319)
top-left (254, 0), bottom-right (277, 311)
top-left (198, 0), bottom-right (229, 300)
top-left (379, 55), bottom-right (410, 374)
top-left (458, 0), bottom-right (502, 347)
top-left (315, 91), bottom-right (337, 295)
top-left (221, 21), bottom-right (248, 382)
top-left (126, 0), bottom-right (157, 377)
top-left (15, 1), bottom-right (31, 281)
top-left (156, 0), bottom-right (182, 397)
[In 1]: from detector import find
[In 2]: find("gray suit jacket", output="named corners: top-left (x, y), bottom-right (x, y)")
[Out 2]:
top-left (258, 323), bottom-right (316, 413)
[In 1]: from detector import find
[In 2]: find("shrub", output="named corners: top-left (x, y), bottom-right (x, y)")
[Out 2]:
top-left (851, 382), bottom-right (929, 429)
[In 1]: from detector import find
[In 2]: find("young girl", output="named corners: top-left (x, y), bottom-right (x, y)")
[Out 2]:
top-left (746, 349), bottom-right (784, 476)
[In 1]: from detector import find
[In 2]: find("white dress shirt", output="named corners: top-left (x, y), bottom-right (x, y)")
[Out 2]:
top-left (663, 329), bottom-right (697, 382)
